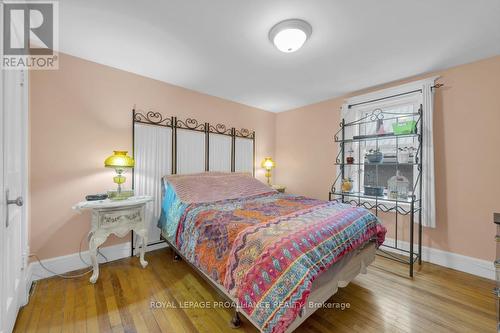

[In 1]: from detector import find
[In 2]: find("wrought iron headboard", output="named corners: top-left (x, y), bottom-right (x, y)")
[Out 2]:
top-left (131, 108), bottom-right (256, 255)
top-left (132, 109), bottom-right (255, 176)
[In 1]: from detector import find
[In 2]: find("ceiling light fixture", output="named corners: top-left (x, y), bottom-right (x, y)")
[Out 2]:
top-left (269, 19), bottom-right (312, 53)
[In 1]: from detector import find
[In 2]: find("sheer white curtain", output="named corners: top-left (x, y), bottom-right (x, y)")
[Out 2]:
top-left (177, 129), bottom-right (205, 174)
top-left (235, 138), bottom-right (254, 174)
top-left (134, 124), bottom-right (172, 244)
top-left (420, 80), bottom-right (436, 228)
top-left (209, 134), bottom-right (231, 172)
top-left (341, 77), bottom-right (437, 228)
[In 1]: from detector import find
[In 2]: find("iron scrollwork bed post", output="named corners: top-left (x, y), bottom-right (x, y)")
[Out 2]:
top-left (252, 131), bottom-right (256, 177)
top-left (205, 122), bottom-right (210, 172)
top-left (172, 116), bottom-right (177, 174)
top-left (231, 127), bottom-right (236, 172)
top-left (230, 311), bottom-right (242, 328)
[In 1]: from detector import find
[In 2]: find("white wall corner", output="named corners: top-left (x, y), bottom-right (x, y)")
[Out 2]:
top-left (383, 238), bottom-right (494, 280)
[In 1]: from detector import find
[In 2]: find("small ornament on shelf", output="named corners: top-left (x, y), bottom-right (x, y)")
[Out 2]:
top-left (397, 146), bottom-right (416, 164)
top-left (366, 148), bottom-right (384, 164)
top-left (388, 171), bottom-right (410, 200)
top-left (341, 178), bottom-right (354, 193)
top-left (346, 148), bottom-right (355, 164)
top-left (376, 118), bottom-right (385, 135)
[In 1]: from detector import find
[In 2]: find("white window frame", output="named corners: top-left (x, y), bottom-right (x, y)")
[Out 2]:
top-left (356, 98), bottom-right (419, 176)
top-left (340, 77), bottom-right (438, 228)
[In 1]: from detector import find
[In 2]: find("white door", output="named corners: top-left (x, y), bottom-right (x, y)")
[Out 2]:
top-left (0, 54), bottom-right (29, 333)
top-left (0, 68), bottom-right (28, 333)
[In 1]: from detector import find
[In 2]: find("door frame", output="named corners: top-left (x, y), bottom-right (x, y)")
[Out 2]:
top-left (0, 6), bottom-right (4, 330)
top-left (20, 69), bottom-right (30, 306)
top-left (0, 3), bottom-right (31, 332)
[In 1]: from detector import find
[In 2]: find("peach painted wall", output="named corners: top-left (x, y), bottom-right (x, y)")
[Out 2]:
top-left (30, 52), bottom-right (500, 263)
top-left (29, 53), bottom-right (276, 260)
top-left (275, 55), bottom-right (500, 262)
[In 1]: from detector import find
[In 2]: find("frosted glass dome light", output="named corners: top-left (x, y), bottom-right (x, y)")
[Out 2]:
top-left (269, 19), bottom-right (312, 53)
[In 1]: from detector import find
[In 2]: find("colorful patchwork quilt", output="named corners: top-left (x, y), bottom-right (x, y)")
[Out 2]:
top-left (158, 175), bottom-right (386, 333)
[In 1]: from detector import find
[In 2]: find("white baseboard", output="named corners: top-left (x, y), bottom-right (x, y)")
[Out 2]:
top-left (382, 238), bottom-right (494, 280)
top-left (26, 237), bottom-right (493, 302)
top-left (144, 241), bottom-right (168, 252)
top-left (28, 241), bottom-right (168, 287)
top-left (30, 242), bottom-right (131, 283)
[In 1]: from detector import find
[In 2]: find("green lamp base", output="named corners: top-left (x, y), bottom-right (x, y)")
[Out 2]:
top-left (107, 189), bottom-right (134, 200)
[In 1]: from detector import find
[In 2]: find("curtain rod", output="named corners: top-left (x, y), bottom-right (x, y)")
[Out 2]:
top-left (347, 82), bottom-right (445, 109)
top-left (431, 83), bottom-right (444, 90)
top-left (348, 89), bottom-right (422, 109)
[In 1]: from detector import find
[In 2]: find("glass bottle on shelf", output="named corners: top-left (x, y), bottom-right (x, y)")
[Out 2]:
top-left (398, 146), bottom-right (416, 164)
top-left (398, 147), bottom-right (410, 164)
top-left (346, 148), bottom-right (355, 164)
top-left (387, 171), bottom-right (409, 200)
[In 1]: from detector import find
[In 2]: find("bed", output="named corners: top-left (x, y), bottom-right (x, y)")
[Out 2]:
top-left (158, 172), bottom-right (386, 333)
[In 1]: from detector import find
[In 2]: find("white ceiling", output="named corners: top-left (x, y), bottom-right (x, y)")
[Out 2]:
top-left (60, 0), bottom-right (500, 112)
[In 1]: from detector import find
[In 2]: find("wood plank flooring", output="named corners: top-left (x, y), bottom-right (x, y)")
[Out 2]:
top-left (14, 248), bottom-right (496, 333)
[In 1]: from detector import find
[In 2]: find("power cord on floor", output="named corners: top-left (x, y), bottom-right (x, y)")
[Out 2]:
top-left (29, 232), bottom-right (109, 279)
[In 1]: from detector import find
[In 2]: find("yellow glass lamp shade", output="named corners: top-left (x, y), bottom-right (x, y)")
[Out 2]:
top-left (104, 150), bottom-right (135, 169)
top-left (261, 157), bottom-right (275, 170)
top-left (104, 151), bottom-right (134, 198)
top-left (261, 157), bottom-right (275, 185)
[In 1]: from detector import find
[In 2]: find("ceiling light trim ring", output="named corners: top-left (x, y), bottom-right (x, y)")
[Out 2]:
top-left (269, 18), bottom-right (312, 53)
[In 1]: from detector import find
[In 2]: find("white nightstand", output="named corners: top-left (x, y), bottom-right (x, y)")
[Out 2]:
top-left (73, 195), bottom-right (153, 283)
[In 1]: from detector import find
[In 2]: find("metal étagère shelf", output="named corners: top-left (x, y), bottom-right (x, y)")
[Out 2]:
top-left (329, 106), bottom-right (424, 277)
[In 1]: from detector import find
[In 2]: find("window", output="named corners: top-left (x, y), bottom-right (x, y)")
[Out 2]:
top-left (340, 77), bottom-right (437, 228)
top-left (343, 95), bottom-right (420, 197)
top-left (364, 164), bottom-right (413, 189)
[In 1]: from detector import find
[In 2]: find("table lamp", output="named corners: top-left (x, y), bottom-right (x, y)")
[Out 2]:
top-left (261, 157), bottom-right (275, 185)
top-left (104, 150), bottom-right (135, 200)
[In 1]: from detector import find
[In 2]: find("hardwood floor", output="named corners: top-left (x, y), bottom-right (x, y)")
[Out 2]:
top-left (14, 248), bottom-right (495, 333)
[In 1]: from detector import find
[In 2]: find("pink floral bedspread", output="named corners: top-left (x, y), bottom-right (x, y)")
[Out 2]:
top-left (173, 191), bottom-right (386, 333)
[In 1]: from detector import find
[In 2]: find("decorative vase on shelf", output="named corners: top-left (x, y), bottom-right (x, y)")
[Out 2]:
top-left (376, 118), bottom-right (385, 135)
top-left (341, 178), bottom-right (354, 193)
top-left (366, 149), bottom-right (383, 164)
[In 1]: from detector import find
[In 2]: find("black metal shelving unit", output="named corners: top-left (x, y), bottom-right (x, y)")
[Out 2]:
top-left (329, 106), bottom-right (423, 277)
